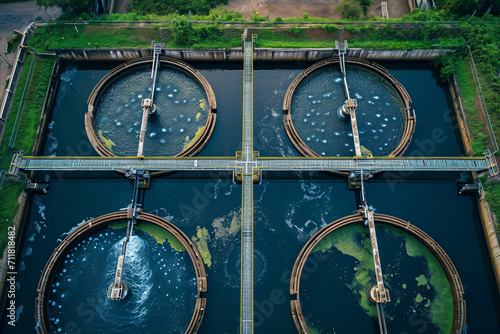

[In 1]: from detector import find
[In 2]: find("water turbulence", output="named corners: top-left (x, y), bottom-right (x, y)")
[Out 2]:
top-left (290, 64), bottom-right (406, 157)
top-left (93, 64), bottom-right (209, 156)
top-left (47, 223), bottom-right (197, 333)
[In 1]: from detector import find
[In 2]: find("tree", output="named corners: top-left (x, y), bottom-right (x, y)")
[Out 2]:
top-left (36, 0), bottom-right (91, 14)
top-left (335, 0), bottom-right (362, 20)
top-left (172, 18), bottom-right (197, 46)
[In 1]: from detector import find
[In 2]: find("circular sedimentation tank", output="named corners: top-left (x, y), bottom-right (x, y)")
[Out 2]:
top-left (35, 212), bottom-right (207, 334)
top-left (86, 57), bottom-right (217, 158)
top-left (290, 213), bottom-right (466, 334)
top-left (283, 58), bottom-right (415, 160)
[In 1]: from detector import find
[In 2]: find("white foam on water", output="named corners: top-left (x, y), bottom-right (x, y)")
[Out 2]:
top-left (168, 94), bottom-right (173, 98)
top-left (149, 132), bottom-right (156, 137)
top-left (373, 96), bottom-right (379, 100)
top-left (162, 128), bottom-right (167, 132)
top-left (355, 93), bottom-right (362, 99)
top-left (376, 114), bottom-right (381, 118)
top-left (335, 78), bottom-right (343, 83)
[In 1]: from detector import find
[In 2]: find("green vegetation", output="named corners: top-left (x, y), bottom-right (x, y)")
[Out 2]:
top-left (0, 180), bottom-right (25, 252)
top-left (134, 222), bottom-right (186, 252)
top-left (6, 32), bottom-right (22, 54)
top-left (28, 24), bottom-right (159, 52)
top-left (335, 0), bottom-right (363, 20)
top-left (131, 0), bottom-right (228, 16)
top-left (191, 226), bottom-right (211, 266)
top-left (0, 54), bottom-right (54, 256)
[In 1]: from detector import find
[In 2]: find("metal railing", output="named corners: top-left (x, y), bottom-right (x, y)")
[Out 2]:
top-left (466, 45), bottom-right (499, 154)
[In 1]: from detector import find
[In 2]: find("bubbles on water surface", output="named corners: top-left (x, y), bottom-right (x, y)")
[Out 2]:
top-left (48, 226), bottom-right (197, 333)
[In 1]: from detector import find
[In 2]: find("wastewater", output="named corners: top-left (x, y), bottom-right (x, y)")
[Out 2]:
top-left (1, 60), bottom-right (499, 334)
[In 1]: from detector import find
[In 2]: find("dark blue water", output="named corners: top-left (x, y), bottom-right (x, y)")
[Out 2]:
top-left (2, 60), bottom-right (499, 334)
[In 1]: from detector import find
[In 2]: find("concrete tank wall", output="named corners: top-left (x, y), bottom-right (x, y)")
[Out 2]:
top-left (54, 48), bottom-right (454, 61)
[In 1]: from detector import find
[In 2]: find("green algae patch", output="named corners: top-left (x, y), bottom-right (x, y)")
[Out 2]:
top-left (314, 224), bottom-right (377, 318)
top-left (402, 283), bottom-right (407, 289)
top-left (134, 222), bottom-right (186, 252)
top-left (192, 226), bottom-right (212, 267)
top-left (415, 293), bottom-right (424, 303)
top-left (98, 130), bottom-right (116, 150)
top-left (108, 221), bottom-right (127, 230)
top-left (395, 228), bottom-right (454, 334)
top-left (312, 223), bottom-right (366, 258)
top-left (424, 299), bottom-right (431, 308)
top-left (415, 274), bottom-right (428, 286)
top-left (212, 210), bottom-right (241, 239)
top-left (307, 325), bottom-right (321, 334)
top-left (183, 126), bottom-right (205, 150)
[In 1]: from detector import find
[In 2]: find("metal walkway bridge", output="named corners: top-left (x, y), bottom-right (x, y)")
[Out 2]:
top-left (7, 34), bottom-right (500, 334)
top-left (9, 154), bottom-right (498, 175)
top-left (240, 36), bottom-right (255, 334)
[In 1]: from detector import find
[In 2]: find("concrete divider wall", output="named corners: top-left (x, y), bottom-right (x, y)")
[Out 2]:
top-left (449, 74), bottom-right (473, 155)
top-left (477, 193), bottom-right (500, 296)
top-left (54, 48), bottom-right (454, 62)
